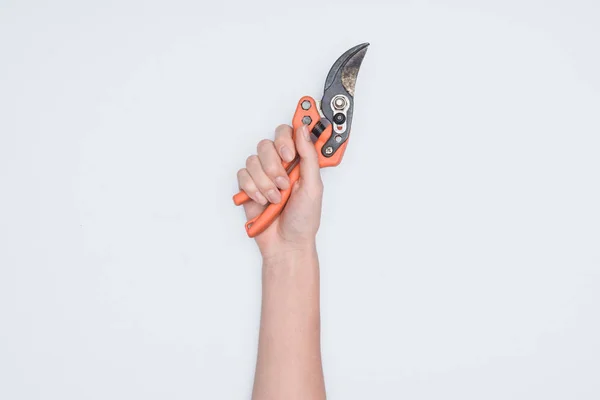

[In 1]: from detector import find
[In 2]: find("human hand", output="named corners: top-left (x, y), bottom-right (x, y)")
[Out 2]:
top-left (236, 124), bottom-right (323, 258)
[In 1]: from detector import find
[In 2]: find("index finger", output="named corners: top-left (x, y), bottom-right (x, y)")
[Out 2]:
top-left (273, 124), bottom-right (295, 163)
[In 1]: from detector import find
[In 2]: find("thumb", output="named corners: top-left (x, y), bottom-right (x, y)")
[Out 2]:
top-left (294, 125), bottom-right (322, 187)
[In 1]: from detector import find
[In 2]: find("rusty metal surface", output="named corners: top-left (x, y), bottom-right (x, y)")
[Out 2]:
top-left (323, 43), bottom-right (370, 95)
top-left (340, 46), bottom-right (369, 97)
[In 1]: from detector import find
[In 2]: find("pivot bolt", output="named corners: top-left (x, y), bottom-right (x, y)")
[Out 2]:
top-left (335, 135), bottom-right (342, 143)
top-left (324, 146), bottom-right (334, 155)
top-left (333, 96), bottom-right (347, 110)
top-left (301, 100), bottom-right (311, 110)
top-left (302, 116), bottom-right (312, 125)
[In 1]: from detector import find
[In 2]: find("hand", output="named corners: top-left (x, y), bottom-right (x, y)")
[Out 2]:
top-left (236, 124), bottom-right (324, 257)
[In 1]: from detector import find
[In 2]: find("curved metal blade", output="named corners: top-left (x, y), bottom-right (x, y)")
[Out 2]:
top-left (319, 43), bottom-right (369, 158)
top-left (324, 42), bottom-right (369, 97)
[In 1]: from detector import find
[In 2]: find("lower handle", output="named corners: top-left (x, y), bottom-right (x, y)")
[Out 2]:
top-left (245, 163), bottom-right (301, 237)
top-left (233, 160), bottom-right (294, 206)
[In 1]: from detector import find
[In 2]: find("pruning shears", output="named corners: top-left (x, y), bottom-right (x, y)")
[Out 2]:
top-left (233, 43), bottom-right (370, 237)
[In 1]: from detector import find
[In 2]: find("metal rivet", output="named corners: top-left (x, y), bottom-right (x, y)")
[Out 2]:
top-left (302, 116), bottom-right (312, 125)
top-left (335, 135), bottom-right (342, 143)
top-left (325, 146), bottom-right (333, 155)
top-left (301, 100), bottom-right (311, 110)
top-left (333, 113), bottom-right (346, 124)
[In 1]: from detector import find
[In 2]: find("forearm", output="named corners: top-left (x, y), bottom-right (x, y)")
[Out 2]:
top-left (252, 244), bottom-right (325, 400)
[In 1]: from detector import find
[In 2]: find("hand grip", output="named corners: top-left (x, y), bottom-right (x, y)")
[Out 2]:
top-left (232, 159), bottom-right (294, 206)
top-left (235, 96), bottom-right (321, 237)
top-left (245, 163), bottom-right (301, 237)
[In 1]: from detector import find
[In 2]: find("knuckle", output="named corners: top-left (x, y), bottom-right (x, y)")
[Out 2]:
top-left (245, 155), bottom-right (259, 168)
top-left (316, 183), bottom-right (324, 195)
top-left (237, 170), bottom-right (254, 189)
top-left (310, 180), bottom-right (324, 196)
top-left (264, 163), bottom-right (282, 177)
top-left (257, 180), bottom-right (276, 192)
top-left (316, 178), bottom-right (324, 190)
top-left (275, 124), bottom-right (292, 137)
top-left (256, 139), bottom-right (273, 152)
top-left (274, 134), bottom-right (294, 149)
top-left (240, 179), bottom-right (254, 191)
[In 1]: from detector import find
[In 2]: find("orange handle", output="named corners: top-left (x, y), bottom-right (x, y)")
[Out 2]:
top-left (232, 190), bottom-right (251, 206)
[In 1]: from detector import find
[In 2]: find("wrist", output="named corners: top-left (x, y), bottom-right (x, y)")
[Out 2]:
top-left (261, 240), bottom-right (318, 267)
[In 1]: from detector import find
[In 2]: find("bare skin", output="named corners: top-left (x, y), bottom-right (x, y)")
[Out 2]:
top-left (237, 124), bottom-right (326, 400)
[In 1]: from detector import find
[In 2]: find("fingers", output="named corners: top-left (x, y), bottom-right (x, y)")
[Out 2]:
top-left (257, 139), bottom-right (290, 190)
top-left (237, 168), bottom-right (267, 205)
top-left (274, 124), bottom-right (295, 163)
top-left (236, 124), bottom-right (320, 208)
top-left (245, 154), bottom-right (282, 204)
top-left (294, 125), bottom-right (323, 192)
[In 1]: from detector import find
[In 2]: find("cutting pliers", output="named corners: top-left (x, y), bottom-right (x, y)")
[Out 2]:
top-left (233, 43), bottom-right (369, 237)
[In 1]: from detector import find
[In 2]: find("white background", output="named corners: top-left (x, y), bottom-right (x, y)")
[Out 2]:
top-left (1, 1), bottom-right (599, 399)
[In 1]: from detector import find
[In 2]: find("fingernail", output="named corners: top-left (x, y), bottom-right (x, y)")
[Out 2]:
top-left (275, 176), bottom-right (290, 190)
top-left (302, 125), bottom-right (311, 141)
top-left (266, 189), bottom-right (281, 204)
top-left (254, 191), bottom-right (267, 205)
top-left (280, 145), bottom-right (294, 162)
